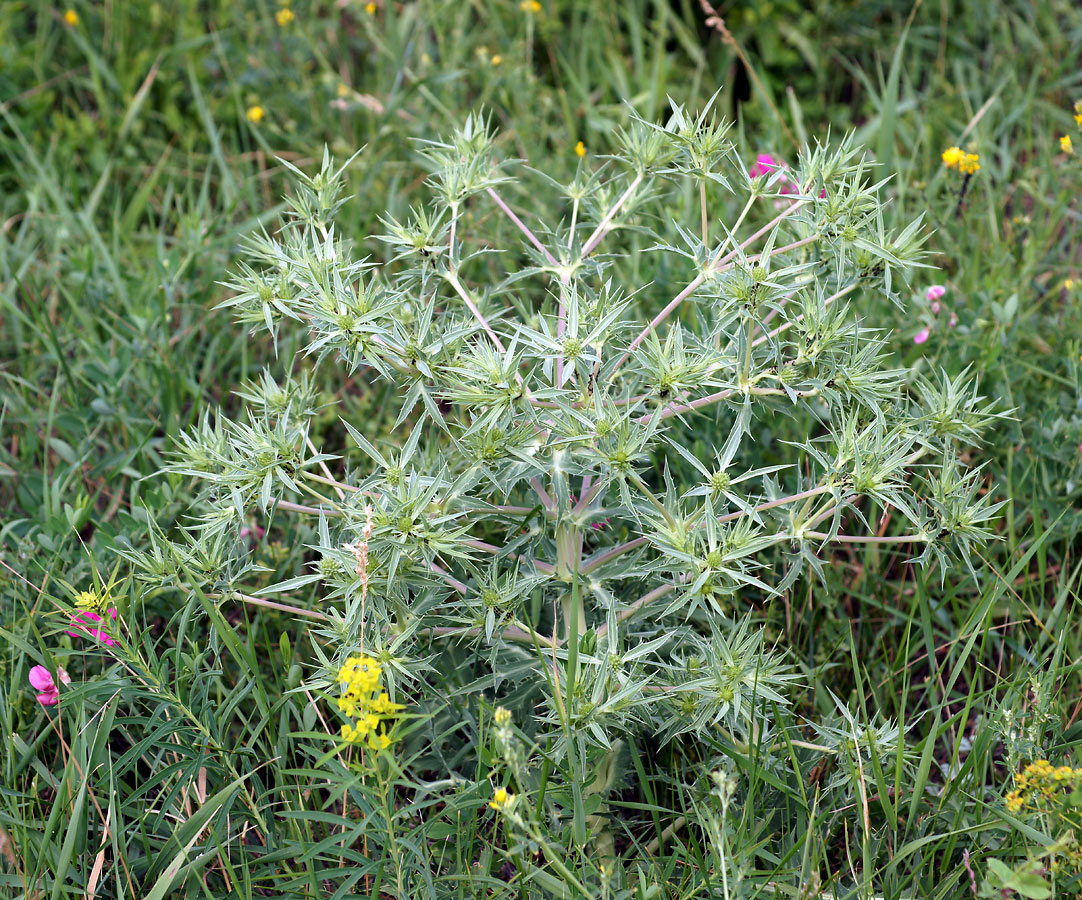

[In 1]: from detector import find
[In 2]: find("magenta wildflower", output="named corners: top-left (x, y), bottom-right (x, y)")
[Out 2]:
top-left (67, 607), bottom-right (118, 647)
top-left (29, 665), bottom-right (71, 706)
top-left (240, 523), bottom-right (265, 543)
top-left (749, 153), bottom-right (781, 178)
top-left (913, 327), bottom-right (931, 345)
top-left (926, 284), bottom-right (947, 302)
top-left (748, 153), bottom-right (826, 198)
top-left (748, 154), bottom-right (796, 194)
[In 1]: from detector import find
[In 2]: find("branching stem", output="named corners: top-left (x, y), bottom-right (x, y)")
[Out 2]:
top-left (580, 173), bottom-right (643, 257)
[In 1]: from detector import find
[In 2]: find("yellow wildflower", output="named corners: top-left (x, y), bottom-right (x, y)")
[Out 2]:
top-left (1075, 114), bottom-right (1082, 127)
top-left (958, 152), bottom-right (980, 174)
top-left (521, 0), bottom-right (542, 11)
top-left (337, 83), bottom-right (350, 98)
top-left (491, 54), bottom-right (501, 66)
top-left (1061, 134), bottom-right (1074, 154)
top-left (275, 7), bottom-right (294, 25)
top-left (575, 140), bottom-right (586, 158)
top-left (333, 653), bottom-right (402, 751)
top-left (75, 589), bottom-right (103, 611)
top-left (941, 146), bottom-right (964, 169)
top-left (339, 655), bottom-right (381, 693)
top-left (489, 787), bottom-right (513, 810)
top-left (246, 105), bottom-right (265, 124)
top-left (365, 1), bottom-right (377, 12)
top-left (1006, 760), bottom-right (1082, 816)
top-left (494, 706), bottom-right (512, 726)
top-left (62, 9), bottom-right (79, 26)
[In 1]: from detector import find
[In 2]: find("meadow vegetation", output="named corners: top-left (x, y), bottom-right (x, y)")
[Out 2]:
top-left (2, 2), bottom-right (1082, 898)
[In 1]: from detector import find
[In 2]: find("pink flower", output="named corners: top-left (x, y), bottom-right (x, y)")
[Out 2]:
top-left (29, 665), bottom-right (71, 706)
top-left (67, 608), bottom-right (118, 647)
top-left (930, 301), bottom-right (941, 315)
top-left (748, 154), bottom-right (798, 195)
top-left (913, 327), bottom-right (931, 344)
top-left (749, 153), bottom-right (827, 200)
top-left (240, 523), bottom-right (265, 543)
top-left (948, 312), bottom-right (958, 328)
top-left (926, 284), bottom-right (947, 302)
top-left (749, 153), bottom-right (781, 178)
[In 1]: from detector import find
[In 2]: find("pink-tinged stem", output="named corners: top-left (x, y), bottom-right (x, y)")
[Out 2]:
top-left (805, 493), bottom-right (859, 530)
top-left (484, 187), bottom-right (571, 385)
top-left (430, 563), bottom-right (468, 594)
top-left (421, 624), bottom-right (558, 647)
top-left (278, 500), bottom-right (342, 516)
top-left (234, 592), bottom-right (328, 621)
top-left (581, 486), bottom-right (833, 577)
top-left (614, 273), bottom-right (707, 369)
top-left (717, 486), bottom-right (830, 524)
top-left (804, 530), bottom-right (929, 544)
top-left (580, 173), bottom-right (644, 258)
top-left (486, 188), bottom-right (558, 267)
top-left (461, 539), bottom-right (556, 575)
top-left (305, 472), bottom-right (363, 493)
top-left (612, 234), bottom-right (819, 374)
top-left (572, 478), bottom-right (603, 514)
top-left (446, 272), bottom-right (505, 353)
top-left (580, 536), bottom-right (649, 576)
top-left (530, 477), bottom-right (554, 510)
top-left (638, 384), bottom-right (819, 426)
top-left (715, 199), bottom-right (804, 268)
top-left (751, 282), bottom-right (858, 348)
top-left (597, 582), bottom-right (680, 635)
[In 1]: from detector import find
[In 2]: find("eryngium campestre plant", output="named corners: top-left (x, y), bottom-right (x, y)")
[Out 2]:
top-left (161, 103), bottom-right (1003, 801)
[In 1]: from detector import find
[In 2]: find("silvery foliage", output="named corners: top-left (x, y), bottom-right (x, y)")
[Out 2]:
top-left (160, 102), bottom-right (1004, 768)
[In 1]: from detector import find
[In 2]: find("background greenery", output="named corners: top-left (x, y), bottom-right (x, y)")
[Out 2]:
top-left (2, 0), bottom-right (1082, 897)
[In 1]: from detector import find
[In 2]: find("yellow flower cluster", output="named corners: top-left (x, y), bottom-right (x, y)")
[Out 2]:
top-left (63, 9), bottom-right (79, 26)
top-left (74, 589), bottom-right (104, 611)
top-left (942, 146), bottom-right (980, 174)
top-left (521, 0), bottom-right (542, 11)
top-left (489, 786), bottom-right (514, 811)
top-left (1074, 100), bottom-right (1082, 127)
top-left (1004, 759), bottom-right (1082, 813)
top-left (1062, 135), bottom-right (1074, 155)
top-left (336, 655), bottom-right (403, 750)
top-left (575, 141), bottom-right (586, 158)
top-left (276, 6), bottom-right (294, 26)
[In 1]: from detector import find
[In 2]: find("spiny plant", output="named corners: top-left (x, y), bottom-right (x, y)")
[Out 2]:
top-left (146, 99), bottom-right (1007, 893)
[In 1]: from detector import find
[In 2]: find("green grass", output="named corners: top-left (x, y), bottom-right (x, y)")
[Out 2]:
top-left (2, 0), bottom-right (1082, 897)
